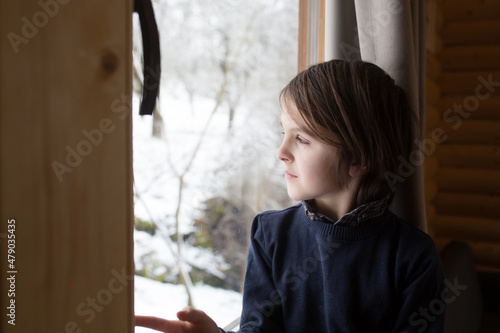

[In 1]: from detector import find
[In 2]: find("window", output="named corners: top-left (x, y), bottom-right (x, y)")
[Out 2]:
top-left (132, 0), bottom-right (298, 328)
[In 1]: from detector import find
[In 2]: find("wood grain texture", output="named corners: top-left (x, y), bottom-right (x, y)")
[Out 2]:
top-left (435, 192), bottom-right (500, 219)
top-left (298, 0), bottom-right (309, 72)
top-left (431, 0), bottom-right (500, 273)
top-left (435, 144), bottom-right (500, 169)
top-left (440, 45), bottom-right (500, 71)
top-left (442, 19), bottom-right (500, 46)
top-left (441, 0), bottom-right (500, 21)
top-left (435, 215), bottom-right (500, 242)
top-left (435, 238), bottom-right (500, 268)
top-left (0, 0), bottom-right (133, 332)
top-left (436, 121), bottom-right (500, 145)
top-left (426, 77), bottom-right (441, 105)
top-left (317, 0), bottom-right (325, 63)
top-left (437, 168), bottom-right (500, 194)
top-left (426, 51), bottom-right (442, 80)
top-left (439, 70), bottom-right (500, 95)
top-left (425, 12), bottom-right (442, 238)
top-left (438, 95), bottom-right (500, 121)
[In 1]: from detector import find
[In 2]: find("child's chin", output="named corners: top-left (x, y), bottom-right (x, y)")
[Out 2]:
top-left (287, 191), bottom-right (304, 202)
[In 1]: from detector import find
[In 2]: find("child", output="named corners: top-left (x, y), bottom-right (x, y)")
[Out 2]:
top-left (136, 60), bottom-right (445, 333)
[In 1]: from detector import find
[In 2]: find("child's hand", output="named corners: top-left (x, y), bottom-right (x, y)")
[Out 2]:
top-left (135, 307), bottom-right (222, 333)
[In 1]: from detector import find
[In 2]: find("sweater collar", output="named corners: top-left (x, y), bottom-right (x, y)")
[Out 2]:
top-left (303, 196), bottom-right (389, 226)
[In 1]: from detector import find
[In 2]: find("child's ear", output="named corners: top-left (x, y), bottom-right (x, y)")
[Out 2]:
top-left (349, 163), bottom-right (368, 178)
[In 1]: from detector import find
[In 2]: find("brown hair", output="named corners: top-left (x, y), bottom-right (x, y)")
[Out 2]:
top-left (279, 60), bottom-right (415, 206)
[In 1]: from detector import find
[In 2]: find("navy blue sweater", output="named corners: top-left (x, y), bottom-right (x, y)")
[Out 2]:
top-left (226, 203), bottom-right (444, 333)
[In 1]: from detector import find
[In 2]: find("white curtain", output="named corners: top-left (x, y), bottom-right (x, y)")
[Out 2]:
top-left (326, 0), bottom-right (427, 231)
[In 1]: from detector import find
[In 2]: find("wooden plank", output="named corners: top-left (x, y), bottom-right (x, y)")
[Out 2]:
top-left (425, 180), bottom-right (438, 202)
top-left (436, 168), bottom-right (500, 194)
top-left (476, 265), bottom-right (500, 275)
top-left (426, 106), bottom-right (441, 128)
top-left (439, 70), bottom-right (500, 95)
top-left (434, 31), bottom-right (444, 55)
top-left (435, 0), bottom-right (445, 32)
top-left (438, 95), bottom-right (500, 121)
top-left (434, 192), bottom-right (500, 219)
top-left (0, 1), bottom-right (133, 332)
top-left (426, 203), bottom-right (437, 224)
top-left (436, 144), bottom-right (500, 169)
top-left (426, 77), bottom-right (441, 105)
top-left (436, 120), bottom-right (500, 145)
top-left (442, 19), bottom-right (500, 46)
top-left (435, 238), bottom-right (500, 271)
top-left (434, 215), bottom-right (500, 242)
top-left (427, 0), bottom-right (445, 53)
top-left (440, 45), bottom-right (500, 71)
top-left (424, 156), bottom-right (439, 179)
top-left (317, 0), bottom-right (325, 63)
top-left (426, 51), bottom-right (442, 81)
top-left (298, 0), bottom-right (309, 72)
top-left (426, 0), bottom-right (438, 53)
top-left (441, 0), bottom-right (500, 21)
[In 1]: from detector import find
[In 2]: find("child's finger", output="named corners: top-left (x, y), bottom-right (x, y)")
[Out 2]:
top-left (135, 315), bottom-right (178, 332)
top-left (176, 307), bottom-right (205, 323)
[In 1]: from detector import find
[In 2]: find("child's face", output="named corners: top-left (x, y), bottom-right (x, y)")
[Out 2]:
top-left (277, 105), bottom-right (344, 205)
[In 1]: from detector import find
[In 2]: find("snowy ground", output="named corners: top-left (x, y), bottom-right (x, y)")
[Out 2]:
top-left (132, 93), bottom-right (245, 332)
top-left (131, 1), bottom-right (297, 330)
top-left (134, 275), bottom-right (242, 332)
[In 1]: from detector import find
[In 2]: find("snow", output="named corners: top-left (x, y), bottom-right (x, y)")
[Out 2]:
top-left (132, 90), bottom-right (250, 230)
top-left (132, 76), bottom-right (246, 333)
top-left (134, 275), bottom-right (242, 332)
top-left (131, 1), bottom-right (298, 331)
top-left (132, 89), bottom-right (251, 276)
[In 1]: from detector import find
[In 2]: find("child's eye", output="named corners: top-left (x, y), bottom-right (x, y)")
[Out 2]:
top-left (296, 136), bottom-right (309, 145)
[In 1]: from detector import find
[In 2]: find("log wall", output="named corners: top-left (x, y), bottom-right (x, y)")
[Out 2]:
top-left (426, 0), bottom-right (500, 273)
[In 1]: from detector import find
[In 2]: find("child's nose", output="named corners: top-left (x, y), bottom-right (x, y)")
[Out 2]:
top-left (277, 141), bottom-right (292, 162)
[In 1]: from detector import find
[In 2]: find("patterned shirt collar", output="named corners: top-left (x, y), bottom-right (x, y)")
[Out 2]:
top-left (303, 196), bottom-right (390, 226)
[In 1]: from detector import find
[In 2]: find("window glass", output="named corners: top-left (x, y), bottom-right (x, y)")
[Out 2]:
top-left (133, 0), bottom-right (298, 328)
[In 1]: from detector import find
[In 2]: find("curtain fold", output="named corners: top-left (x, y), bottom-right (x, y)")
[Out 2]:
top-left (327, 0), bottom-right (427, 231)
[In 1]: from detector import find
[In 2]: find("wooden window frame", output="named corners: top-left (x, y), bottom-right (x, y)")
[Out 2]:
top-left (298, 0), bottom-right (326, 72)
